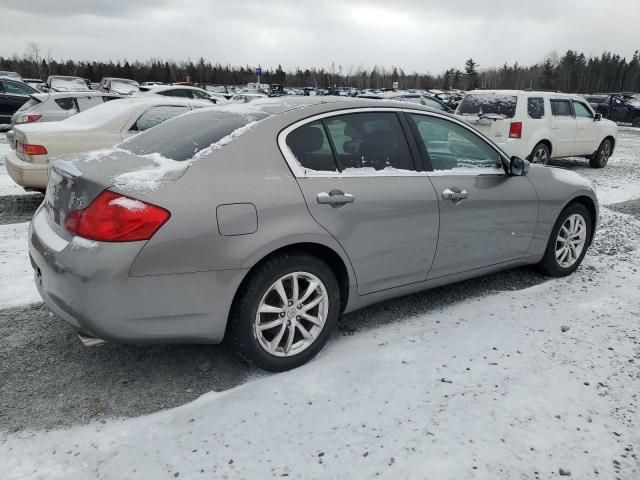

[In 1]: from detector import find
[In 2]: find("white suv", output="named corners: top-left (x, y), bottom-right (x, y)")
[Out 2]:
top-left (455, 90), bottom-right (618, 168)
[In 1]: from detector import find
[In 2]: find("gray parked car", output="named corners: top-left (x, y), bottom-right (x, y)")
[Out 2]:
top-left (10, 91), bottom-right (122, 126)
top-left (29, 97), bottom-right (598, 371)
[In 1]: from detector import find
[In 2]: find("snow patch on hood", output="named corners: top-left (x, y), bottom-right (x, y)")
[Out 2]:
top-left (113, 152), bottom-right (191, 192)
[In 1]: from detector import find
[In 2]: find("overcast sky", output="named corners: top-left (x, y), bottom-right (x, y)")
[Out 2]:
top-left (1, 0), bottom-right (639, 74)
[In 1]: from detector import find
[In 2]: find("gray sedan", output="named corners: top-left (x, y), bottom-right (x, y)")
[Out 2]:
top-left (29, 97), bottom-right (598, 371)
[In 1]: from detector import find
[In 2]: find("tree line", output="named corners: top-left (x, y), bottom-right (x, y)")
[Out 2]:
top-left (1, 45), bottom-right (639, 94)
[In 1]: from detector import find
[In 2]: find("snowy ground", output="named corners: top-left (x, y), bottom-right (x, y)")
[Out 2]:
top-left (1, 129), bottom-right (639, 479)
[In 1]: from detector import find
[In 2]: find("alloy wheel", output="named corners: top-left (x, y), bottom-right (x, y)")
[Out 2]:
top-left (254, 272), bottom-right (329, 357)
top-left (532, 147), bottom-right (548, 165)
top-left (555, 214), bottom-right (587, 268)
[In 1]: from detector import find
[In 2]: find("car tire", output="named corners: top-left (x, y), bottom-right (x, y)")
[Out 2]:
top-left (227, 252), bottom-right (341, 372)
top-left (589, 138), bottom-right (612, 168)
top-left (633, 117), bottom-right (640, 128)
top-left (536, 203), bottom-right (593, 277)
top-left (529, 142), bottom-right (550, 165)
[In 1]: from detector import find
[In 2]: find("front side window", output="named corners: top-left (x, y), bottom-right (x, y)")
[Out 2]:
top-left (324, 112), bottom-right (414, 171)
top-left (527, 97), bottom-right (545, 119)
top-left (573, 101), bottom-right (593, 118)
top-left (286, 121), bottom-right (337, 172)
top-left (550, 99), bottom-right (573, 116)
top-left (4, 80), bottom-right (35, 96)
top-left (410, 114), bottom-right (502, 172)
top-left (131, 105), bottom-right (190, 132)
top-left (191, 90), bottom-right (211, 100)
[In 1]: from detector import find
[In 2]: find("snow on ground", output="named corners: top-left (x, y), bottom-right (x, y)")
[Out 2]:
top-left (1, 241), bottom-right (639, 480)
top-left (554, 127), bottom-right (640, 206)
top-left (0, 222), bottom-right (40, 309)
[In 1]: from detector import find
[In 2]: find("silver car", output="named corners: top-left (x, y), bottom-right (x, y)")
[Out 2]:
top-left (11, 91), bottom-right (122, 126)
top-left (29, 97), bottom-right (598, 371)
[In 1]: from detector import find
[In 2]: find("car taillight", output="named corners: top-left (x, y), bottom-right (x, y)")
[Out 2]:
top-left (17, 114), bottom-right (42, 124)
top-left (64, 190), bottom-right (170, 242)
top-left (509, 121), bottom-right (522, 139)
top-left (16, 140), bottom-right (47, 155)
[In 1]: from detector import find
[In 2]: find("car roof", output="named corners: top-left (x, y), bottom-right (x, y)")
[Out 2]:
top-left (36, 91), bottom-right (122, 99)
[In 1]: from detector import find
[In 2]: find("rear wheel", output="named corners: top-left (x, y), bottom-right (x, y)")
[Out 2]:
top-left (227, 252), bottom-right (340, 372)
top-left (590, 138), bottom-right (612, 168)
top-left (537, 203), bottom-right (592, 277)
top-left (529, 142), bottom-right (550, 165)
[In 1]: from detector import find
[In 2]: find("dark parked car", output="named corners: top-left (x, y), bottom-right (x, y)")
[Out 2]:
top-left (584, 93), bottom-right (640, 127)
top-left (0, 78), bottom-right (38, 125)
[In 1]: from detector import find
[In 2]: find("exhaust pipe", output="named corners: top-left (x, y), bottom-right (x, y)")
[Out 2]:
top-left (77, 331), bottom-right (107, 347)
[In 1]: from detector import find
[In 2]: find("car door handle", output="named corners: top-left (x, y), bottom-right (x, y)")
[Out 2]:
top-left (442, 189), bottom-right (468, 201)
top-left (551, 125), bottom-right (560, 130)
top-left (317, 191), bottom-right (354, 206)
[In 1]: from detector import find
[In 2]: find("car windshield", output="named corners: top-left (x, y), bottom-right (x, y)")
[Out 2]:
top-left (457, 93), bottom-right (518, 118)
top-left (111, 80), bottom-right (140, 94)
top-left (120, 108), bottom-right (271, 161)
top-left (51, 77), bottom-right (89, 91)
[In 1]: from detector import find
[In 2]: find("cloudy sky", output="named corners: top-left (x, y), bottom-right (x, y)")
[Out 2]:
top-left (1, 0), bottom-right (638, 74)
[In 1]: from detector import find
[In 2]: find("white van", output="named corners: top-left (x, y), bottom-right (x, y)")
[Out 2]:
top-left (455, 90), bottom-right (618, 168)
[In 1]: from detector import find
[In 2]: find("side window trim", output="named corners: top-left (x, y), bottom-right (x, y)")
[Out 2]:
top-left (320, 119), bottom-right (342, 172)
top-left (406, 111), bottom-right (508, 175)
top-left (401, 111), bottom-right (432, 171)
top-left (278, 108), bottom-right (428, 178)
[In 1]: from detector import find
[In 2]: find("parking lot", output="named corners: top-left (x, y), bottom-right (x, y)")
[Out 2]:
top-left (1, 128), bottom-right (640, 478)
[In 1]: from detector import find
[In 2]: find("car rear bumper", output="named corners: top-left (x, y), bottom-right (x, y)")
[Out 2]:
top-left (492, 138), bottom-right (532, 159)
top-left (29, 207), bottom-right (247, 344)
top-left (5, 150), bottom-right (48, 189)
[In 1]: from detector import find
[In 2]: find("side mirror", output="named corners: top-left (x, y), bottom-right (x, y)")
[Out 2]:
top-left (509, 156), bottom-right (530, 176)
top-left (594, 113), bottom-right (602, 121)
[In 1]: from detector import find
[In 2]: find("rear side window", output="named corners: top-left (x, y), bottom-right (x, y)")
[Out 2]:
top-left (122, 108), bottom-right (270, 161)
top-left (457, 94), bottom-right (517, 118)
top-left (286, 121), bottom-right (337, 172)
top-left (76, 96), bottom-right (104, 111)
top-left (130, 105), bottom-right (190, 132)
top-left (324, 112), bottom-right (414, 171)
top-left (158, 89), bottom-right (191, 98)
top-left (527, 97), bottom-right (545, 119)
top-left (551, 99), bottom-right (572, 116)
top-left (54, 97), bottom-right (76, 110)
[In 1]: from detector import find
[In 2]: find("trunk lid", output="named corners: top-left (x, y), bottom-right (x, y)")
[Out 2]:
top-left (46, 149), bottom-right (190, 240)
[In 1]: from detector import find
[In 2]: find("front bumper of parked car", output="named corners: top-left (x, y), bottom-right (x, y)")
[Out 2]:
top-left (28, 206), bottom-right (247, 345)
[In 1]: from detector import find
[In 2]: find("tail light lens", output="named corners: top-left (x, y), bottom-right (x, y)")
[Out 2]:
top-left (509, 121), bottom-right (523, 139)
top-left (64, 190), bottom-right (170, 242)
top-left (16, 140), bottom-right (47, 155)
top-left (17, 114), bottom-right (42, 124)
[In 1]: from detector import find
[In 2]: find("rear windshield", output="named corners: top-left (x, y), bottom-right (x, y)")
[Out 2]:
top-left (457, 93), bottom-right (517, 118)
top-left (121, 108), bottom-right (270, 161)
top-left (51, 77), bottom-right (89, 91)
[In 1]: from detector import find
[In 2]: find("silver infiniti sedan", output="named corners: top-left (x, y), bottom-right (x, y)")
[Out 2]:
top-left (29, 97), bottom-right (598, 371)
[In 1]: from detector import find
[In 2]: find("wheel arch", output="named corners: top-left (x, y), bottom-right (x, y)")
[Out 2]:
top-left (229, 242), bottom-right (353, 326)
top-left (566, 195), bottom-right (598, 246)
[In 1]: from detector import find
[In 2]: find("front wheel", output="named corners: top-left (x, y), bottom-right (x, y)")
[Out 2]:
top-left (590, 138), bottom-right (612, 168)
top-left (529, 142), bottom-right (550, 165)
top-left (536, 203), bottom-right (592, 277)
top-left (227, 252), bottom-right (341, 372)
